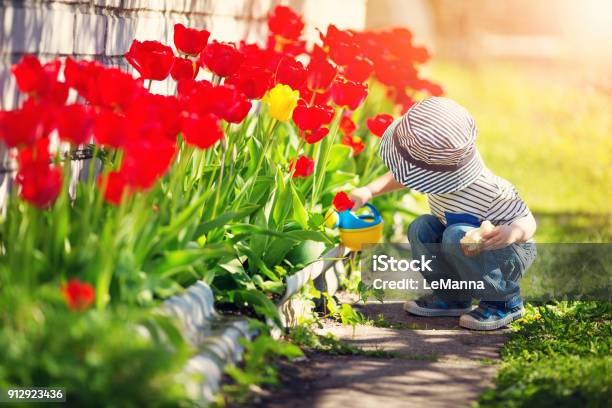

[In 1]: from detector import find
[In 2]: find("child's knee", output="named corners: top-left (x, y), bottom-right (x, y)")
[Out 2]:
top-left (441, 224), bottom-right (471, 251)
top-left (408, 215), bottom-right (441, 244)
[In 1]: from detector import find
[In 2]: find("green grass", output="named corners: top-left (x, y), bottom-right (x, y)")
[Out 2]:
top-left (424, 61), bottom-right (612, 242)
top-left (477, 302), bottom-right (611, 407)
top-left (533, 213), bottom-right (611, 242)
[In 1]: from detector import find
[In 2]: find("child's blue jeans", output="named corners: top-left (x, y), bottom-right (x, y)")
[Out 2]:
top-left (408, 215), bottom-right (536, 306)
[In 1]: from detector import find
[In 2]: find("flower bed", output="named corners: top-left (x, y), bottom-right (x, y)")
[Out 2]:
top-left (0, 5), bottom-right (441, 404)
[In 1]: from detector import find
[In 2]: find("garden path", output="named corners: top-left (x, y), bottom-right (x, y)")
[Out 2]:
top-left (256, 301), bottom-right (509, 408)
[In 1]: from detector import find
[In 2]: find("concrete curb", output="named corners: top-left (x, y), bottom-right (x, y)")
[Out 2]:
top-left (162, 245), bottom-right (349, 405)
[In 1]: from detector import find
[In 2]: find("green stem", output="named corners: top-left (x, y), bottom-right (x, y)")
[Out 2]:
top-left (170, 145), bottom-right (194, 217)
top-left (211, 137), bottom-right (228, 218)
top-left (310, 108), bottom-right (344, 210)
top-left (242, 119), bottom-right (280, 201)
top-left (361, 139), bottom-right (378, 182)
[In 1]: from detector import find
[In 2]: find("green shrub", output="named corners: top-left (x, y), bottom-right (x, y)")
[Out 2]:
top-left (0, 291), bottom-right (194, 407)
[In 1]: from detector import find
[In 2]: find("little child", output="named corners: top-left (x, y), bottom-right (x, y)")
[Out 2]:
top-left (350, 97), bottom-right (537, 331)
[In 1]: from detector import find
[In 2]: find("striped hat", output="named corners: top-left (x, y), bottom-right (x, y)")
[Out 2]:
top-left (379, 97), bottom-right (484, 194)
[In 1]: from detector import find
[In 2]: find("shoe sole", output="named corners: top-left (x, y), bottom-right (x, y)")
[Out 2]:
top-left (403, 300), bottom-right (473, 317)
top-left (459, 308), bottom-right (525, 331)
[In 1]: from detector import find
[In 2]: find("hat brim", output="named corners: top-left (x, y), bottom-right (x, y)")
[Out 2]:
top-left (378, 119), bottom-right (484, 194)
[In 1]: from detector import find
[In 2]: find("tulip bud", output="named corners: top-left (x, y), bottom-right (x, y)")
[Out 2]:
top-left (263, 84), bottom-right (300, 122)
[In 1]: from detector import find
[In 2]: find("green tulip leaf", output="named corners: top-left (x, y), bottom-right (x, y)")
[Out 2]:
top-left (196, 204), bottom-right (261, 235)
top-left (148, 243), bottom-right (234, 276)
top-left (326, 144), bottom-right (354, 172)
top-left (290, 181), bottom-right (309, 229)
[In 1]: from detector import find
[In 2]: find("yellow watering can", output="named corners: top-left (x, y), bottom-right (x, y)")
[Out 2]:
top-left (326, 203), bottom-right (383, 251)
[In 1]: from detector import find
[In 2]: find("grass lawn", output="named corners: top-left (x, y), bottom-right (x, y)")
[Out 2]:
top-left (477, 302), bottom-right (611, 407)
top-left (420, 61), bottom-right (611, 407)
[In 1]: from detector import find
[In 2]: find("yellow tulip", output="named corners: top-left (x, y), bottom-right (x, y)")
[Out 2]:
top-left (263, 84), bottom-right (299, 122)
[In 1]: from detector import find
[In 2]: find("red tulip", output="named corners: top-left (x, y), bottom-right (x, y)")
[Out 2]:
top-left (187, 84), bottom-right (251, 124)
top-left (239, 42), bottom-right (283, 72)
top-left (223, 94), bottom-right (252, 124)
top-left (157, 98), bottom-right (184, 140)
top-left (306, 59), bottom-right (337, 93)
top-left (200, 41), bottom-right (244, 78)
top-left (379, 28), bottom-right (414, 56)
top-left (409, 45), bottom-right (430, 64)
top-left (420, 79), bottom-right (444, 96)
top-left (176, 78), bottom-right (212, 98)
top-left (125, 40), bottom-right (175, 81)
top-left (0, 105), bottom-right (45, 148)
top-left (95, 67), bottom-right (143, 111)
top-left (62, 279), bottom-right (95, 311)
top-left (342, 56), bottom-right (373, 83)
top-left (351, 27), bottom-right (434, 93)
top-left (290, 155), bottom-right (314, 178)
top-left (125, 93), bottom-right (182, 141)
top-left (292, 100), bottom-right (334, 131)
top-left (310, 44), bottom-right (328, 63)
top-left (366, 113), bottom-right (394, 137)
top-left (121, 134), bottom-right (177, 190)
top-left (331, 78), bottom-right (368, 110)
top-left (339, 115), bottom-right (357, 137)
top-left (275, 57), bottom-right (307, 90)
top-left (268, 5), bottom-right (304, 41)
top-left (374, 61), bottom-right (417, 89)
top-left (94, 109), bottom-right (128, 148)
top-left (15, 138), bottom-right (63, 208)
top-left (225, 65), bottom-right (273, 100)
top-left (12, 55), bottom-right (47, 94)
top-left (341, 134), bottom-right (365, 156)
top-left (173, 23), bottom-right (210, 55)
top-left (320, 25), bottom-right (352, 49)
top-left (329, 41), bottom-right (361, 67)
top-left (181, 112), bottom-right (223, 149)
top-left (64, 58), bottom-right (105, 104)
top-left (171, 57), bottom-right (199, 81)
top-left (302, 127), bottom-right (329, 144)
top-left (332, 191), bottom-right (355, 212)
top-left (320, 25), bottom-right (360, 66)
top-left (56, 104), bottom-right (95, 145)
top-left (266, 34), bottom-right (306, 56)
top-left (377, 28), bottom-right (429, 65)
top-left (98, 171), bottom-right (130, 205)
top-left (389, 88), bottom-right (416, 114)
top-left (46, 82), bottom-right (70, 106)
top-left (311, 88), bottom-right (332, 105)
top-left (351, 30), bottom-right (380, 60)
top-left (11, 56), bottom-right (68, 105)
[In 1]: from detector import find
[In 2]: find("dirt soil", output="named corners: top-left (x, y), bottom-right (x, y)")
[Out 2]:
top-left (245, 301), bottom-right (509, 408)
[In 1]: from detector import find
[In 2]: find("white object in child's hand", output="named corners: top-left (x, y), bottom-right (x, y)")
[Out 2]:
top-left (460, 220), bottom-right (495, 256)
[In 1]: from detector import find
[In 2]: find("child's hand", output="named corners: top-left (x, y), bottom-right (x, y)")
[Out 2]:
top-left (481, 225), bottom-right (521, 250)
top-left (348, 187), bottom-right (373, 209)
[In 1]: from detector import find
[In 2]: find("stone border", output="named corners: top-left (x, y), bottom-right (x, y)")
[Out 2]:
top-left (278, 245), bottom-right (349, 327)
top-left (161, 245), bottom-right (349, 404)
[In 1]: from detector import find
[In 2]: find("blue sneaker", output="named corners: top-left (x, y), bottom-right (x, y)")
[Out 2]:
top-left (404, 295), bottom-right (473, 317)
top-left (459, 299), bottom-right (525, 331)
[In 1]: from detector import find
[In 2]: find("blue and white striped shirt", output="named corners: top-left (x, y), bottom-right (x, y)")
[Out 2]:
top-left (427, 167), bottom-right (531, 226)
